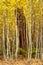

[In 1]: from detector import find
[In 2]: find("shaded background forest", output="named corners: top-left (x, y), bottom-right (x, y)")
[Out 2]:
top-left (0, 0), bottom-right (43, 60)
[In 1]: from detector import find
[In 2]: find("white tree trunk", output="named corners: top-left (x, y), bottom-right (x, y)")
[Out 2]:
top-left (6, 24), bottom-right (10, 59)
top-left (35, 23), bottom-right (39, 59)
top-left (40, 24), bottom-right (43, 59)
top-left (3, 22), bottom-right (5, 59)
top-left (28, 0), bottom-right (32, 60)
top-left (15, 8), bottom-right (19, 59)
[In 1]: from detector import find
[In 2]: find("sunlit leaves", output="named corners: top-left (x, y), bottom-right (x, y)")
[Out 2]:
top-left (0, 0), bottom-right (43, 44)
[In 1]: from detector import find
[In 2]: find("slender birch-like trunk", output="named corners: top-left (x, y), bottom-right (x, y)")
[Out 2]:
top-left (6, 10), bottom-right (10, 59)
top-left (28, 0), bottom-right (32, 60)
top-left (15, 8), bottom-right (19, 59)
top-left (2, 10), bottom-right (6, 59)
top-left (3, 22), bottom-right (5, 59)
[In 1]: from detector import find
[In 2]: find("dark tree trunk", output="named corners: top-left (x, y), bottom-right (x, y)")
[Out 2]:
top-left (15, 8), bottom-right (27, 52)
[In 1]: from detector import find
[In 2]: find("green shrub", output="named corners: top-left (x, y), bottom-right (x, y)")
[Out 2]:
top-left (18, 48), bottom-right (27, 56)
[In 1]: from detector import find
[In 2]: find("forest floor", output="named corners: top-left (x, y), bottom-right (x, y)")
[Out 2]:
top-left (0, 56), bottom-right (43, 65)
